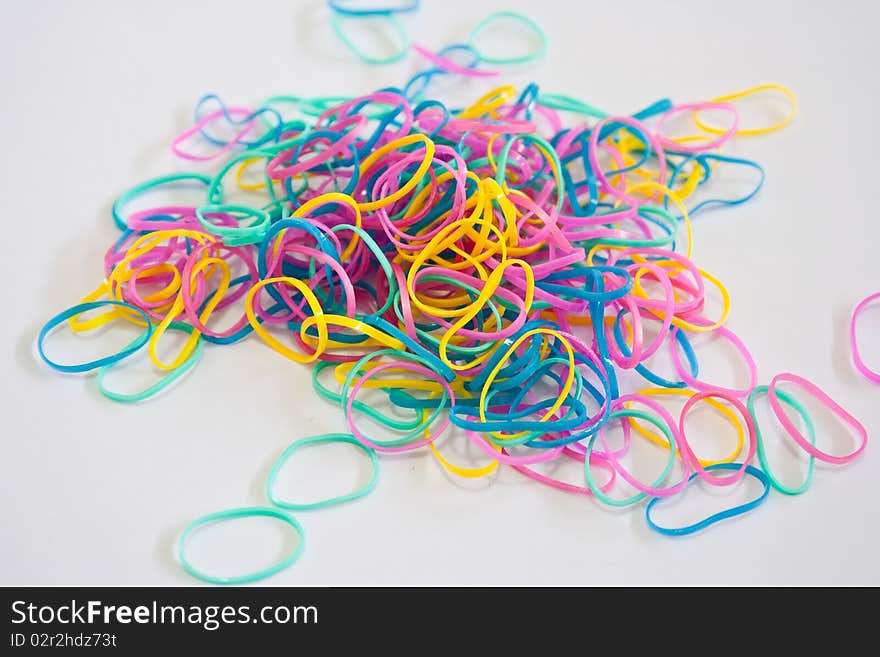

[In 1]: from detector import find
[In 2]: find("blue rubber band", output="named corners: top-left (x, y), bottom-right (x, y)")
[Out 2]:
top-left (645, 463), bottom-right (771, 537)
top-left (37, 301), bottom-right (153, 374)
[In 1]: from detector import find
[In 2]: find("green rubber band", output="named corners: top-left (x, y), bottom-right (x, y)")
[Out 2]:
top-left (196, 204), bottom-right (270, 245)
top-left (331, 12), bottom-right (410, 65)
top-left (96, 322), bottom-right (203, 403)
top-left (177, 507), bottom-right (304, 585)
top-left (467, 11), bottom-right (547, 65)
top-left (331, 223), bottom-right (398, 316)
top-left (585, 408), bottom-right (678, 507)
top-left (535, 93), bottom-right (609, 119)
top-left (748, 385), bottom-right (816, 495)
top-left (341, 348), bottom-right (448, 447)
top-left (266, 433), bottom-right (379, 510)
top-left (112, 172), bottom-right (212, 231)
top-left (312, 361), bottom-right (425, 432)
top-left (494, 133), bottom-right (564, 212)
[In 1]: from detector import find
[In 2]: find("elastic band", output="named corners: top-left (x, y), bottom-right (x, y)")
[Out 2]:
top-left (97, 322), bottom-right (202, 402)
top-left (177, 507), bottom-right (304, 585)
top-left (768, 373), bottom-right (868, 465)
top-left (267, 433), bottom-right (379, 510)
top-left (850, 292), bottom-right (880, 383)
top-left (747, 385), bottom-right (815, 495)
top-left (37, 301), bottom-right (153, 374)
top-left (331, 12), bottom-right (410, 65)
top-left (467, 11), bottom-right (547, 65)
top-left (645, 463), bottom-right (770, 537)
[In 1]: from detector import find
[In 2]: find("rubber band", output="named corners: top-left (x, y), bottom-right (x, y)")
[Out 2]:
top-left (177, 507), bottom-right (304, 585)
top-left (747, 385), bottom-right (815, 495)
top-left (645, 463), bottom-right (770, 537)
top-left (678, 390), bottom-right (757, 486)
top-left (467, 11), bottom-right (548, 65)
top-left (267, 434), bottom-right (379, 510)
top-left (97, 321), bottom-right (203, 402)
top-left (627, 387), bottom-right (746, 467)
top-left (850, 292), bottom-right (880, 384)
top-left (768, 373), bottom-right (868, 465)
top-left (693, 85), bottom-right (798, 137)
top-left (328, 0), bottom-right (420, 16)
top-left (37, 301), bottom-right (153, 374)
top-left (331, 12), bottom-right (410, 65)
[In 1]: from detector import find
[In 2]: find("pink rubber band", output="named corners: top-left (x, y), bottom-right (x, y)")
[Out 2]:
top-left (768, 373), bottom-right (868, 465)
top-left (678, 389), bottom-right (757, 486)
top-left (850, 292), bottom-right (880, 383)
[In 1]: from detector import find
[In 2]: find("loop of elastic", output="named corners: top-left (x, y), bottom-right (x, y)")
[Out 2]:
top-left (245, 277), bottom-right (329, 363)
top-left (38, 301), bottom-right (153, 374)
top-left (97, 321), bottom-right (202, 402)
top-left (747, 385), bottom-right (815, 495)
top-left (467, 11), bottom-right (547, 65)
top-left (267, 433), bottom-right (379, 510)
top-left (195, 204), bottom-right (270, 245)
top-left (177, 507), bottom-right (304, 585)
top-left (668, 326), bottom-right (758, 398)
top-left (850, 292), bottom-right (880, 384)
top-left (331, 11), bottom-right (410, 65)
top-left (628, 387), bottom-right (745, 467)
top-left (678, 390), bottom-right (757, 486)
top-left (645, 463), bottom-right (770, 537)
top-left (584, 407), bottom-right (680, 507)
top-left (694, 85), bottom-right (798, 137)
top-left (767, 373), bottom-right (868, 465)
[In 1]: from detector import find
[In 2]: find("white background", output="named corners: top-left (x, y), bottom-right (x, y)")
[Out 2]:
top-left (2, 0), bottom-right (878, 585)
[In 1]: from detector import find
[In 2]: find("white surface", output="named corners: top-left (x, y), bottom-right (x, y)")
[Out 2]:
top-left (2, 0), bottom-right (879, 586)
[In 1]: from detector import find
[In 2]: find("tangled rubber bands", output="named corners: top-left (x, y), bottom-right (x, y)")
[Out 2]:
top-left (35, 9), bottom-right (869, 585)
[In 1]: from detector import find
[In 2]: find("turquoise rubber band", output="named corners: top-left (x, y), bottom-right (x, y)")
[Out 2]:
top-left (584, 408), bottom-right (678, 507)
top-left (467, 11), bottom-right (547, 65)
top-left (96, 322), bottom-right (203, 403)
top-left (112, 173), bottom-right (212, 231)
top-left (177, 507), bottom-right (304, 585)
top-left (331, 12), bottom-right (410, 65)
top-left (266, 433), bottom-right (379, 510)
top-left (747, 385), bottom-right (816, 495)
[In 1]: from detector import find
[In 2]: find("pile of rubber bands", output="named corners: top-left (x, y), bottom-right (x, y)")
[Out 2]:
top-left (36, 5), bottom-right (871, 585)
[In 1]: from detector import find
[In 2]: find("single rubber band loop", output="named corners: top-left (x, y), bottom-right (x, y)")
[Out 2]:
top-left (177, 507), bottom-right (304, 585)
top-left (645, 463), bottom-right (770, 537)
top-left (767, 373), bottom-right (868, 465)
top-left (267, 433), bottom-right (379, 510)
top-left (850, 292), bottom-right (880, 383)
top-left (37, 301), bottom-right (153, 374)
top-left (467, 11), bottom-right (548, 65)
top-left (747, 385), bottom-right (816, 495)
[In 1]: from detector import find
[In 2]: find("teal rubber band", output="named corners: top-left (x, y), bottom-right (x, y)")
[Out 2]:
top-left (196, 203), bottom-right (270, 245)
top-left (312, 361), bottom-right (425, 432)
top-left (331, 12), bottom-right (410, 65)
top-left (112, 173), bottom-right (212, 231)
top-left (467, 11), bottom-right (547, 65)
top-left (341, 348), bottom-right (449, 447)
top-left (266, 433), bottom-right (379, 510)
top-left (177, 507), bottom-right (304, 585)
top-left (331, 223), bottom-right (397, 315)
top-left (585, 408), bottom-right (678, 507)
top-left (96, 322), bottom-right (203, 403)
top-left (494, 133), bottom-right (564, 212)
top-left (535, 93), bottom-right (609, 119)
top-left (747, 385), bottom-right (816, 495)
